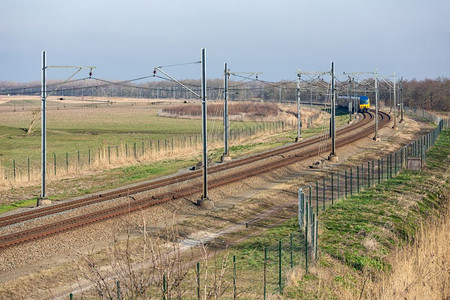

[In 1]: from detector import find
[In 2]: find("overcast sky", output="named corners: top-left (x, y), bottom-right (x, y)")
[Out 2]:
top-left (1, 0), bottom-right (449, 83)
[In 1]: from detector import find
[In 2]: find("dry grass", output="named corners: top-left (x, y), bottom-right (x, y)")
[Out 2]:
top-left (162, 102), bottom-right (280, 118)
top-left (366, 200), bottom-right (449, 300)
top-left (284, 206), bottom-right (449, 300)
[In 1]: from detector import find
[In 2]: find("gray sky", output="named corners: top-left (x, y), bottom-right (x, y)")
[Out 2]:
top-left (1, 0), bottom-right (449, 83)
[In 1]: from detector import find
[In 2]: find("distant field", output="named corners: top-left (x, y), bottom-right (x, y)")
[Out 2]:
top-left (0, 97), bottom-right (307, 187)
top-left (0, 98), bottom-right (275, 162)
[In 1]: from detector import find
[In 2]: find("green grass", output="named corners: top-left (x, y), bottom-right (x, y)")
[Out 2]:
top-left (0, 198), bottom-right (38, 214)
top-left (319, 138), bottom-right (449, 272)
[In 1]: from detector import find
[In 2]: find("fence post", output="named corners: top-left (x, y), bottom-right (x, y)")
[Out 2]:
top-left (386, 155), bottom-right (389, 179)
top-left (345, 170), bottom-right (348, 198)
top-left (367, 161), bottom-right (370, 188)
top-left (378, 159), bottom-right (381, 184)
top-left (298, 189), bottom-right (303, 229)
top-left (233, 255), bottom-right (237, 299)
top-left (88, 149), bottom-right (91, 167)
top-left (163, 272), bottom-right (166, 300)
top-left (305, 204), bottom-right (309, 274)
top-left (171, 137), bottom-right (174, 153)
top-left (361, 163), bottom-right (364, 188)
top-left (350, 168), bottom-right (353, 196)
top-left (315, 217), bottom-right (318, 260)
top-left (322, 178), bottom-right (326, 211)
top-left (357, 166), bottom-right (360, 193)
top-left (316, 181), bottom-right (319, 216)
top-left (197, 262), bottom-right (200, 300)
top-left (372, 160), bottom-right (375, 187)
top-left (278, 240), bottom-right (282, 293)
top-left (77, 150), bottom-right (80, 171)
top-left (331, 173), bottom-right (334, 205)
top-left (337, 171), bottom-right (340, 199)
top-left (390, 153), bottom-right (393, 178)
top-left (27, 157), bottom-right (30, 181)
top-left (54, 153), bottom-right (57, 176)
top-left (108, 146), bottom-right (111, 164)
top-left (263, 247), bottom-right (267, 299)
top-left (311, 213), bottom-right (315, 260)
top-left (66, 152), bottom-right (68, 173)
top-left (309, 185), bottom-right (312, 206)
top-left (290, 233), bottom-right (293, 269)
top-left (117, 280), bottom-right (121, 300)
top-left (13, 159), bottom-right (16, 180)
top-left (395, 152), bottom-right (398, 175)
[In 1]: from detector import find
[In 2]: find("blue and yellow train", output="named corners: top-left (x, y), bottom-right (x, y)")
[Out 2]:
top-left (337, 95), bottom-right (371, 113)
top-left (359, 96), bottom-right (370, 112)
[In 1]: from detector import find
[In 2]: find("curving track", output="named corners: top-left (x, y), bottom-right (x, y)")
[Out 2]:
top-left (0, 110), bottom-right (390, 249)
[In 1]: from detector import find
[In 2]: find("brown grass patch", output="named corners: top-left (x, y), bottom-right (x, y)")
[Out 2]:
top-left (162, 102), bottom-right (280, 118)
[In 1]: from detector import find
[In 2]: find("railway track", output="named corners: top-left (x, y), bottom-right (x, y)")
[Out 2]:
top-left (0, 110), bottom-right (390, 249)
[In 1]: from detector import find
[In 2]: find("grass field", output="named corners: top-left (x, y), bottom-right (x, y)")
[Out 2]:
top-left (0, 99), bottom-right (269, 163)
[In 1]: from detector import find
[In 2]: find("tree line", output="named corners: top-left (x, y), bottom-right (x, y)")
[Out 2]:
top-left (0, 77), bottom-right (447, 111)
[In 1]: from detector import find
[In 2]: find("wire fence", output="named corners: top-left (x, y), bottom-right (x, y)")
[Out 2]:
top-left (403, 106), bottom-right (450, 129)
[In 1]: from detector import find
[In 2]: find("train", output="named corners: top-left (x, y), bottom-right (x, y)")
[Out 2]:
top-left (336, 95), bottom-right (371, 113)
top-left (359, 96), bottom-right (370, 112)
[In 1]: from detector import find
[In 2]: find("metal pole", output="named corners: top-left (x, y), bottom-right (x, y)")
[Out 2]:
top-left (40, 50), bottom-right (47, 204)
top-left (329, 62), bottom-right (337, 161)
top-left (373, 69), bottom-right (380, 141)
top-left (201, 48), bottom-right (208, 200)
top-left (296, 72), bottom-right (302, 141)
top-left (224, 63), bottom-right (229, 157)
